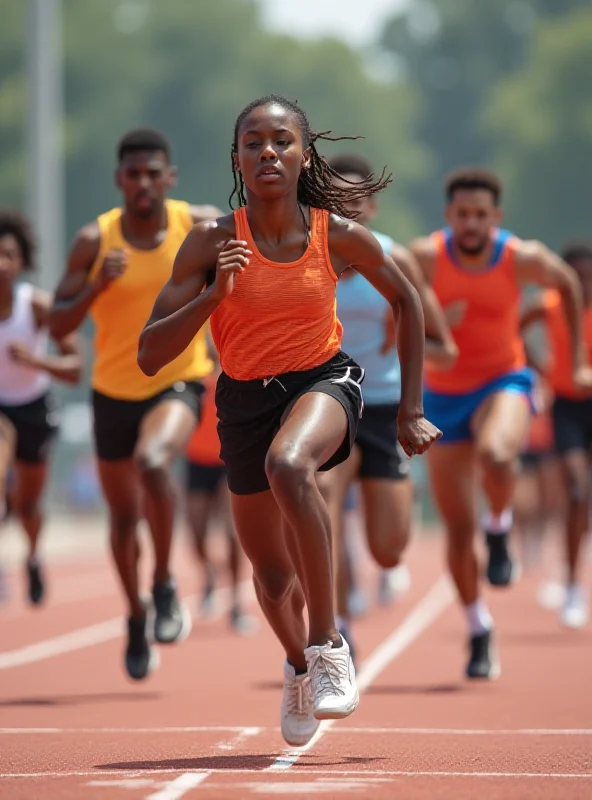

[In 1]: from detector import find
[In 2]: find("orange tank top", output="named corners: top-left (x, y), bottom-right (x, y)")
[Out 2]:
top-left (186, 373), bottom-right (222, 465)
top-left (424, 228), bottom-right (525, 393)
top-left (210, 207), bottom-right (342, 381)
top-left (543, 289), bottom-right (592, 399)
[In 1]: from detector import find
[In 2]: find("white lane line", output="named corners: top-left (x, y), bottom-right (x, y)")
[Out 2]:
top-left (0, 726), bottom-right (267, 735)
top-left (328, 727), bottom-right (592, 736)
top-left (0, 580), bottom-right (254, 670)
top-left (217, 726), bottom-right (262, 751)
top-left (267, 574), bottom-right (455, 771)
top-left (2, 725), bottom-right (590, 736)
top-left (0, 768), bottom-right (590, 780)
top-left (145, 772), bottom-right (211, 799)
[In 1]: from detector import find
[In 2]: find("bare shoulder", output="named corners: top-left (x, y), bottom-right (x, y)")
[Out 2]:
top-left (327, 213), bottom-right (383, 274)
top-left (189, 204), bottom-right (225, 224)
top-left (513, 238), bottom-right (547, 263)
top-left (68, 221), bottom-right (101, 269)
top-left (187, 212), bottom-right (236, 246)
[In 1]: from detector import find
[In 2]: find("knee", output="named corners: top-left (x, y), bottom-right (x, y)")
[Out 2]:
top-left (564, 468), bottom-right (589, 505)
top-left (265, 447), bottom-right (314, 494)
top-left (478, 444), bottom-right (515, 482)
top-left (135, 448), bottom-right (172, 492)
top-left (368, 531), bottom-right (409, 570)
top-left (253, 570), bottom-right (296, 605)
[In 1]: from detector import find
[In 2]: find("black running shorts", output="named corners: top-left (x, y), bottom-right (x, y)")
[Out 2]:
top-left (93, 381), bottom-right (204, 461)
top-left (186, 462), bottom-right (226, 495)
top-left (0, 393), bottom-right (58, 463)
top-left (552, 395), bottom-right (592, 455)
top-left (355, 403), bottom-right (410, 481)
top-left (216, 351), bottom-right (364, 495)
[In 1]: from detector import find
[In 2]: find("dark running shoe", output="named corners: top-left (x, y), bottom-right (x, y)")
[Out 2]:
top-left (152, 578), bottom-right (192, 644)
top-left (125, 613), bottom-right (159, 681)
top-left (466, 629), bottom-right (500, 680)
top-left (485, 532), bottom-right (516, 587)
top-left (27, 561), bottom-right (45, 606)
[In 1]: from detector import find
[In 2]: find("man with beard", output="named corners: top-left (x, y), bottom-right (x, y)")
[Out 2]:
top-left (49, 129), bottom-right (221, 680)
top-left (411, 167), bottom-right (591, 680)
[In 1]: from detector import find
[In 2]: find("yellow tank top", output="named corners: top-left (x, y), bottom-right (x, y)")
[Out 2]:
top-left (88, 199), bottom-right (212, 400)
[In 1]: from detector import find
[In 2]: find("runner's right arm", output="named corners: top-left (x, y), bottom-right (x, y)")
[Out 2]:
top-left (48, 223), bottom-right (125, 340)
top-left (138, 217), bottom-right (241, 376)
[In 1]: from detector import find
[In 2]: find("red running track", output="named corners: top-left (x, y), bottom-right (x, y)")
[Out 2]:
top-left (0, 525), bottom-right (590, 800)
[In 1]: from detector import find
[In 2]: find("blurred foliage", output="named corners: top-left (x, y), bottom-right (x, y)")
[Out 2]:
top-left (0, 0), bottom-right (425, 248)
top-left (1, 0), bottom-right (591, 255)
top-left (380, 0), bottom-right (591, 243)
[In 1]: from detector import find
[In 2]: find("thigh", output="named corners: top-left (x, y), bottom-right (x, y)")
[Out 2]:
top-left (136, 399), bottom-right (197, 465)
top-left (97, 458), bottom-right (141, 519)
top-left (230, 490), bottom-right (294, 580)
top-left (427, 442), bottom-right (478, 532)
top-left (271, 391), bottom-right (349, 471)
top-left (472, 391), bottom-right (531, 457)
top-left (361, 475), bottom-right (413, 544)
top-left (0, 412), bottom-right (16, 469)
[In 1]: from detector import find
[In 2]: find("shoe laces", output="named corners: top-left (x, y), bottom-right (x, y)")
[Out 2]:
top-left (307, 645), bottom-right (349, 699)
top-left (285, 673), bottom-right (313, 717)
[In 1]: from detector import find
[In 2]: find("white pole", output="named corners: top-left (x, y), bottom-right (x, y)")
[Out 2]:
top-left (27, 0), bottom-right (64, 291)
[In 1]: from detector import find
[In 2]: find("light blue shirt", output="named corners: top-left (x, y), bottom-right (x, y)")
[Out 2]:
top-left (337, 230), bottom-right (401, 405)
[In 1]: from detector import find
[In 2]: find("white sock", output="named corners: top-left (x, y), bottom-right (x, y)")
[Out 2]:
top-left (465, 600), bottom-right (493, 635)
top-left (482, 508), bottom-right (513, 534)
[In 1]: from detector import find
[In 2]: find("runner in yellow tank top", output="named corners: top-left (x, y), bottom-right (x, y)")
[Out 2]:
top-left (49, 129), bottom-right (221, 680)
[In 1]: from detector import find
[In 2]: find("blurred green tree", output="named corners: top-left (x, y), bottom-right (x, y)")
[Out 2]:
top-left (0, 0), bottom-right (425, 248)
top-left (380, 0), bottom-right (590, 234)
top-left (484, 8), bottom-right (592, 247)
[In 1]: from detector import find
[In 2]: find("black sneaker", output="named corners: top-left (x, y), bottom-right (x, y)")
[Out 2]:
top-left (27, 562), bottom-right (45, 606)
top-left (152, 578), bottom-right (192, 644)
top-left (125, 613), bottom-right (159, 680)
top-left (485, 532), bottom-right (515, 587)
top-left (466, 629), bottom-right (500, 680)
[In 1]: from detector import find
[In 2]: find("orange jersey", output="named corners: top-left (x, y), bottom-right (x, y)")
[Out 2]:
top-left (210, 207), bottom-right (342, 380)
top-left (543, 290), bottom-right (592, 399)
top-left (525, 407), bottom-right (554, 453)
top-left (424, 228), bottom-right (525, 393)
top-left (186, 374), bottom-right (222, 465)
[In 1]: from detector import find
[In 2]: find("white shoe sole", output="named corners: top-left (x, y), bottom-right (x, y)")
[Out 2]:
top-left (154, 603), bottom-right (193, 644)
top-left (313, 689), bottom-right (360, 720)
top-left (281, 722), bottom-right (321, 747)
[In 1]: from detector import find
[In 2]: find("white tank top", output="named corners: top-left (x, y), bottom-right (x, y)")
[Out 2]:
top-left (0, 282), bottom-right (51, 405)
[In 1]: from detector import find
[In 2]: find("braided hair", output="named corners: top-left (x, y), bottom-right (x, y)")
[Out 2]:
top-left (229, 95), bottom-right (392, 220)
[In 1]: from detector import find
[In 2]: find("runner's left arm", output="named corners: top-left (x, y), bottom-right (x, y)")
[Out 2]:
top-left (7, 289), bottom-right (83, 384)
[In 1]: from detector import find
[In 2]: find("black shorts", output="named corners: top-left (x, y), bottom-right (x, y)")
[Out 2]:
top-left (0, 393), bottom-right (58, 463)
top-left (93, 381), bottom-right (204, 461)
top-left (355, 403), bottom-right (410, 481)
top-left (216, 351), bottom-right (364, 495)
top-left (552, 395), bottom-right (592, 455)
top-left (186, 462), bottom-right (226, 495)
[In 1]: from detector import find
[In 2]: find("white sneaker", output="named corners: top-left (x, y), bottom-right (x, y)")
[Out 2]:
top-left (280, 661), bottom-right (320, 746)
top-left (378, 564), bottom-right (411, 606)
top-left (537, 579), bottom-right (565, 611)
top-left (304, 638), bottom-right (359, 721)
top-left (560, 585), bottom-right (588, 630)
